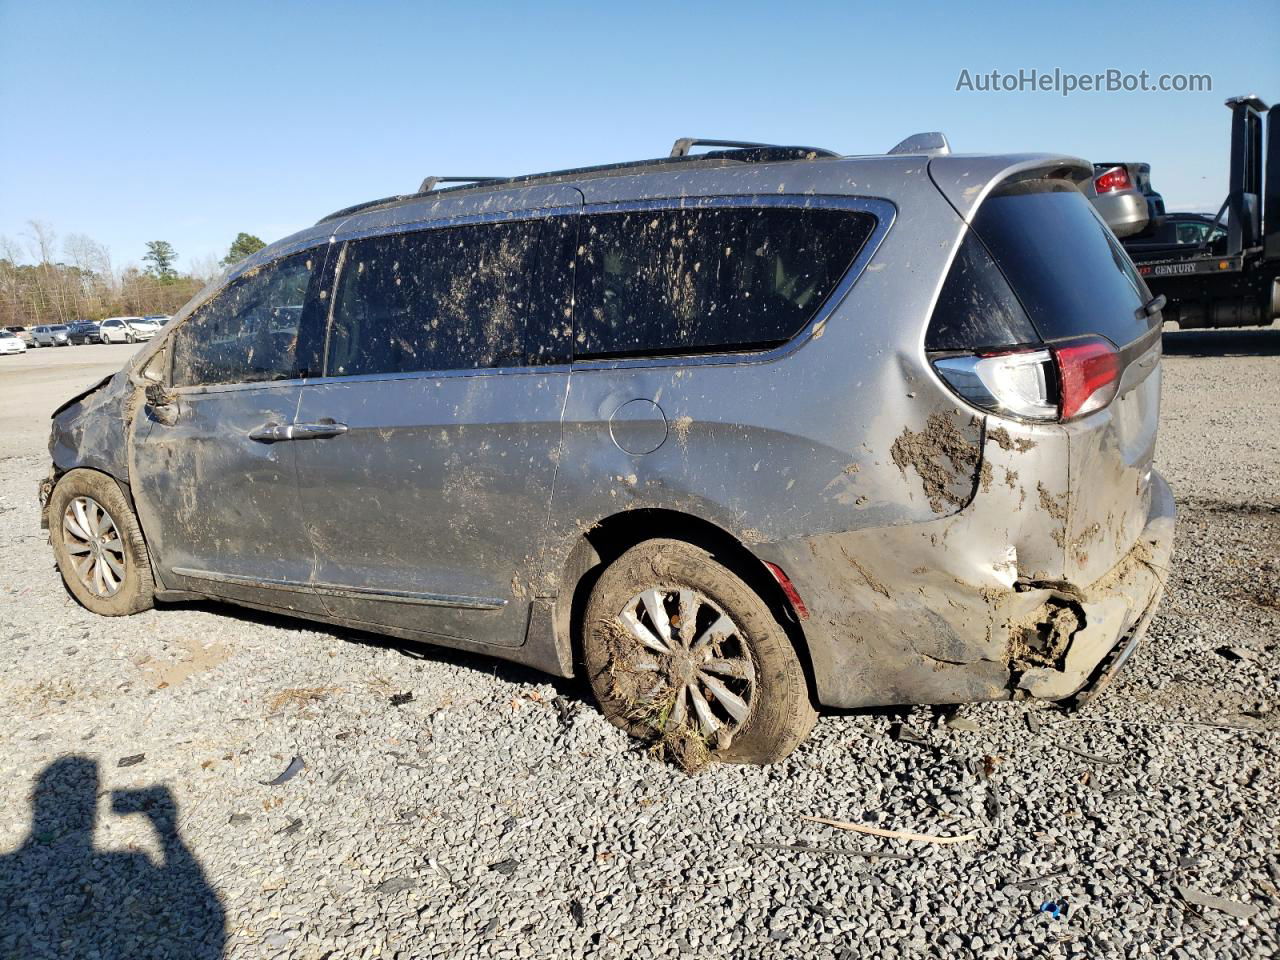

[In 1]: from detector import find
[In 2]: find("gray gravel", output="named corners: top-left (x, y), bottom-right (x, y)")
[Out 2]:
top-left (1, 326), bottom-right (1277, 959)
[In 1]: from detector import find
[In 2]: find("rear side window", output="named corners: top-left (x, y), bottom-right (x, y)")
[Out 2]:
top-left (972, 180), bottom-right (1154, 347)
top-left (574, 206), bottom-right (875, 359)
top-left (172, 251), bottom-right (320, 387)
top-left (925, 231), bottom-right (1040, 352)
top-left (326, 219), bottom-right (541, 377)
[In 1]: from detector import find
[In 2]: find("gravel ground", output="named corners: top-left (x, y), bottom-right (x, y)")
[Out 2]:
top-left (1, 327), bottom-right (1277, 959)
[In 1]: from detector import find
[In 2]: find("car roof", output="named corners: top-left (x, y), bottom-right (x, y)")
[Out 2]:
top-left (221, 144), bottom-right (1090, 288)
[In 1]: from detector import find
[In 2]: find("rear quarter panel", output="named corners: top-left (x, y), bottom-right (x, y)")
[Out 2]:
top-left (542, 160), bottom-right (988, 589)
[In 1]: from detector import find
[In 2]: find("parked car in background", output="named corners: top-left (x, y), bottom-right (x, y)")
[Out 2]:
top-left (143, 314), bottom-right (170, 325)
top-left (67, 321), bottom-right (102, 345)
top-left (3, 325), bottom-right (35, 347)
top-left (32, 324), bottom-right (71, 347)
top-left (98, 317), bottom-right (159, 343)
top-left (1085, 162), bottom-right (1163, 238)
top-left (40, 135), bottom-right (1175, 767)
top-left (0, 329), bottom-right (27, 355)
top-left (1123, 212), bottom-right (1228, 256)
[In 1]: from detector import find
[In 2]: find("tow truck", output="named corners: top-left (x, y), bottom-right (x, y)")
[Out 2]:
top-left (1124, 95), bottom-right (1279, 329)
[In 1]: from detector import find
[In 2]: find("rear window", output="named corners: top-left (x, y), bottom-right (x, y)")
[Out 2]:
top-left (574, 206), bottom-right (875, 359)
top-left (971, 180), bottom-right (1154, 347)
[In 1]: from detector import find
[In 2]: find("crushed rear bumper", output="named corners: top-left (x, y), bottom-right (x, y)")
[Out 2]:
top-left (761, 469), bottom-right (1175, 709)
top-left (1021, 470), bottom-right (1175, 701)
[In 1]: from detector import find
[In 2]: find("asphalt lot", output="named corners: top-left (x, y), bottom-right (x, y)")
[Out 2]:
top-left (0, 341), bottom-right (143, 459)
top-left (0, 327), bottom-right (1277, 959)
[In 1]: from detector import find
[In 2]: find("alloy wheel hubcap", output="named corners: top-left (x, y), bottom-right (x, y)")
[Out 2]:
top-left (62, 496), bottom-right (126, 597)
top-left (616, 587), bottom-right (756, 746)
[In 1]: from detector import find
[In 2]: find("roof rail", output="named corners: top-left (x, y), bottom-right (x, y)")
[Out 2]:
top-left (417, 176), bottom-right (506, 194)
top-left (670, 137), bottom-right (839, 159)
top-left (887, 132), bottom-right (951, 156)
top-left (317, 142), bottom-right (842, 225)
top-left (671, 138), bottom-right (776, 157)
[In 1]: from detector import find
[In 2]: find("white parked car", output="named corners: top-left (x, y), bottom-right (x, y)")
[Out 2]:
top-left (98, 317), bottom-right (160, 344)
top-left (0, 329), bottom-right (28, 354)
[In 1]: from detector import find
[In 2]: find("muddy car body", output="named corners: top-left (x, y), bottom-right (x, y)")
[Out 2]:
top-left (42, 139), bottom-right (1174, 763)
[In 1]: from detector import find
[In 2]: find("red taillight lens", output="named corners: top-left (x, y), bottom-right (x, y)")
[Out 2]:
top-left (1054, 337), bottom-right (1121, 420)
top-left (1093, 166), bottom-right (1133, 194)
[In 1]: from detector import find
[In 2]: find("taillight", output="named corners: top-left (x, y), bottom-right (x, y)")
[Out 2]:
top-left (933, 350), bottom-right (1058, 421)
top-left (1054, 337), bottom-right (1121, 420)
top-left (932, 336), bottom-right (1121, 422)
top-left (1093, 166), bottom-right (1133, 194)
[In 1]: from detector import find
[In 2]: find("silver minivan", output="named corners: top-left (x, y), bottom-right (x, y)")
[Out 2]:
top-left (42, 139), bottom-right (1174, 765)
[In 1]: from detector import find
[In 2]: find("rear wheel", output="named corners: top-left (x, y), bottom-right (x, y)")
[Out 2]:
top-left (49, 469), bottom-right (155, 616)
top-left (582, 539), bottom-right (815, 768)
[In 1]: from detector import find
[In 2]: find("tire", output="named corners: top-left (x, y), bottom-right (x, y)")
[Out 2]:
top-left (126, 333), bottom-right (135, 344)
top-left (49, 469), bottom-right (155, 616)
top-left (582, 538), bottom-right (816, 767)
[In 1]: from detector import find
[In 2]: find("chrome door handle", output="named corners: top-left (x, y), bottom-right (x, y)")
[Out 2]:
top-left (249, 420), bottom-right (348, 443)
top-left (248, 422), bottom-right (291, 442)
top-left (291, 420), bottom-right (349, 439)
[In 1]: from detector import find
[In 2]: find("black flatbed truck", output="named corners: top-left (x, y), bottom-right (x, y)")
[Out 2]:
top-left (1124, 96), bottom-right (1279, 329)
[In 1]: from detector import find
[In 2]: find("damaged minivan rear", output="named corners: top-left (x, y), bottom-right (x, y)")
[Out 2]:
top-left (40, 139), bottom-right (1174, 766)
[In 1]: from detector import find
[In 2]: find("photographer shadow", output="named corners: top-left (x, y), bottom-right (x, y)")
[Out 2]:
top-left (0, 756), bottom-right (225, 959)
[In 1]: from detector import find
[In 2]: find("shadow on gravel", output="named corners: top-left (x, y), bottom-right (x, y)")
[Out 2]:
top-left (1162, 326), bottom-right (1280, 357)
top-left (169, 598), bottom-right (594, 705)
top-left (0, 757), bottom-right (225, 959)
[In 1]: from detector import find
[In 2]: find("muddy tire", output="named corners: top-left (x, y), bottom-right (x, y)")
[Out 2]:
top-left (49, 469), bottom-right (155, 616)
top-left (582, 539), bottom-right (816, 767)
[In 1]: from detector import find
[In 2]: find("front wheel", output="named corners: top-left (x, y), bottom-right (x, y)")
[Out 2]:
top-left (582, 539), bottom-right (816, 768)
top-left (49, 469), bottom-right (155, 616)
top-left (125, 332), bottom-right (136, 344)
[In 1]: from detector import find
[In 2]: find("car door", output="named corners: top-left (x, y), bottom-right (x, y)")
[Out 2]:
top-left (130, 246), bottom-right (333, 616)
top-left (293, 198), bottom-right (579, 646)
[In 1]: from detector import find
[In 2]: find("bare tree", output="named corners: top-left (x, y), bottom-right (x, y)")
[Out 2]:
top-left (24, 220), bottom-right (57, 264)
top-left (23, 220), bottom-right (74, 322)
top-left (187, 252), bottom-right (225, 286)
top-left (65, 234), bottom-right (116, 318)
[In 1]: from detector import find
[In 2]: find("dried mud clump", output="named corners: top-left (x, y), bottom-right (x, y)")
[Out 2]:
top-left (597, 618), bottom-right (712, 774)
top-left (1009, 601), bottom-right (1081, 669)
top-left (642, 715), bottom-right (711, 774)
top-left (987, 426), bottom-right (1037, 453)
top-left (891, 413), bottom-right (982, 513)
top-left (1036, 483), bottom-right (1069, 522)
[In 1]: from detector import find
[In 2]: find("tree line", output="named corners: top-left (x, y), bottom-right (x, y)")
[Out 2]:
top-left (0, 222), bottom-right (265, 328)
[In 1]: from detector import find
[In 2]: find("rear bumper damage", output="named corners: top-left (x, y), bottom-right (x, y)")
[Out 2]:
top-left (1015, 470), bottom-right (1174, 700)
top-left (760, 470), bottom-right (1175, 709)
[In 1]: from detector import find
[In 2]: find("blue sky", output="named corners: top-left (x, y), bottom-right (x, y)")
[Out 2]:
top-left (2, 0), bottom-right (1277, 272)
